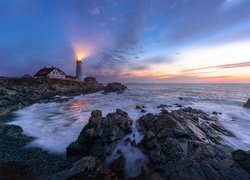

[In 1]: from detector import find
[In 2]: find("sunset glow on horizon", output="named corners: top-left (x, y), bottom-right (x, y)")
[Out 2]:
top-left (1, 0), bottom-right (250, 83)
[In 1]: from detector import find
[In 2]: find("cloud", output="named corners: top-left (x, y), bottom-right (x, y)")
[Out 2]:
top-left (184, 61), bottom-right (250, 72)
top-left (145, 56), bottom-right (173, 64)
top-left (152, 74), bottom-right (176, 78)
top-left (88, 7), bottom-right (100, 15)
top-left (123, 73), bottom-right (132, 77)
top-left (202, 75), bottom-right (233, 79)
top-left (163, 0), bottom-right (250, 46)
top-left (131, 66), bottom-right (148, 71)
top-left (138, 50), bottom-right (146, 54)
top-left (114, 15), bottom-right (144, 48)
top-left (61, 1), bottom-right (157, 81)
top-left (112, 1), bottom-right (151, 50)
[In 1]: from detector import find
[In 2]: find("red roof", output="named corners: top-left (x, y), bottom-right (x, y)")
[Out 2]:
top-left (34, 67), bottom-right (66, 77)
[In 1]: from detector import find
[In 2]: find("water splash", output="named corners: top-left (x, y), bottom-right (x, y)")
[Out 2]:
top-left (8, 84), bottom-right (250, 158)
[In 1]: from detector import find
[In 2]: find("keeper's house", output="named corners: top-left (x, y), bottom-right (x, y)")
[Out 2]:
top-left (34, 66), bottom-right (66, 79)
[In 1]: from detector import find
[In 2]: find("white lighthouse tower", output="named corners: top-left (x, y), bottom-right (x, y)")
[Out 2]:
top-left (76, 55), bottom-right (83, 81)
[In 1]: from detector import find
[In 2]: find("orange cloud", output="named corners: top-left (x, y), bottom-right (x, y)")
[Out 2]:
top-left (203, 76), bottom-right (250, 82)
top-left (183, 61), bottom-right (250, 72)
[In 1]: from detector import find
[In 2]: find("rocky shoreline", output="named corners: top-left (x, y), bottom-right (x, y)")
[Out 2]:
top-left (1, 80), bottom-right (250, 179)
top-left (0, 124), bottom-right (65, 180)
top-left (0, 79), bottom-right (129, 180)
top-left (1, 106), bottom-right (250, 179)
top-left (0, 78), bottom-right (104, 179)
top-left (44, 107), bottom-right (249, 180)
top-left (0, 78), bottom-right (104, 118)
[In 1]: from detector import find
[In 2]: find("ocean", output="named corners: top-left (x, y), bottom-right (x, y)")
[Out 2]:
top-left (8, 83), bottom-right (250, 176)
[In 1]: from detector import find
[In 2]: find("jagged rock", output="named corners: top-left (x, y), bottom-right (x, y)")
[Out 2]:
top-left (174, 103), bottom-right (183, 107)
top-left (103, 82), bottom-right (127, 94)
top-left (243, 98), bottom-right (250, 108)
top-left (137, 107), bottom-right (250, 179)
top-left (47, 107), bottom-right (250, 180)
top-left (89, 110), bottom-right (103, 128)
top-left (0, 124), bottom-right (23, 137)
top-left (179, 97), bottom-right (184, 100)
top-left (157, 104), bottom-right (169, 108)
top-left (232, 149), bottom-right (250, 173)
top-left (66, 109), bottom-right (133, 158)
top-left (54, 109), bottom-right (133, 179)
top-left (212, 111), bottom-right (218, 115)
top-left (116, 108), bottom-right (128, 117)
top-left (160, 109), bottom-right (169, 114)
top-left (109, 155), bottom-right (125, 174)
top-left (50, 156), bottom-right (96, 180)
top-left (135, 105), bottom-right (147, 109)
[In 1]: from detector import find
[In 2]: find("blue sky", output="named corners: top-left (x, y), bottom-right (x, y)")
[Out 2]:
top-left (0, 0), bottom-right (250, 82)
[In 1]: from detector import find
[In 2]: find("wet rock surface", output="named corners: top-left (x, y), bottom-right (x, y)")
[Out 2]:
top-left (66, 109), bottom-right (132, 158)
top-left (0, 123), bottom-right (23, 137)
top-left (137, 107), bottom-right (250, 179)
top-left (103, 82), bottom-right (127, 94)
top-left (50, 109), bottom-right (133, 179)
top-left (0, 78), bottom-right (104, 117)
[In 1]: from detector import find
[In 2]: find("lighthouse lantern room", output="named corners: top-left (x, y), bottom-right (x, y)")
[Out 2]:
top-left (76, 55), bottom-right (83, 81)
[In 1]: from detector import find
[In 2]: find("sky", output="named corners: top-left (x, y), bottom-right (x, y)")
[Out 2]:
top-left (0, 0), bottom-right (250, 83)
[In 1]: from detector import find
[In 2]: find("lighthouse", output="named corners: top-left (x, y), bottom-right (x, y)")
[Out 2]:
top-left (76, 55), bottom-right (83, 81)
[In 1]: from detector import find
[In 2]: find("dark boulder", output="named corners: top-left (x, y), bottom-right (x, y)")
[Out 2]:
top-left (135, 105), bottom-right (147, 113)
top-left (66, 109), bottom-right (133, 158)
top-left (103, 82), bottom-right (127, 94)
top-left (212, 111), bottom-right (218, 115)
top-left (50, 109), bottom-right (133, 180)
top-left (135, 105), bottom-right (147, 109)
top-left (0, 124), bottom-right (23, 137)
top-left (157, 104), bottom-right (169, 108)
top-left (243, 98), bottom-right (250, 108)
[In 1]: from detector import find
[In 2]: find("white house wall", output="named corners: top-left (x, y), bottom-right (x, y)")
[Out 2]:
top-left (48, 69), bottom-right (65, 79)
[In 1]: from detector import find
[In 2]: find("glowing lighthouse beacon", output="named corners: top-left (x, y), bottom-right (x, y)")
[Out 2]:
top-left (76, 55), bottom-right (83, 81)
